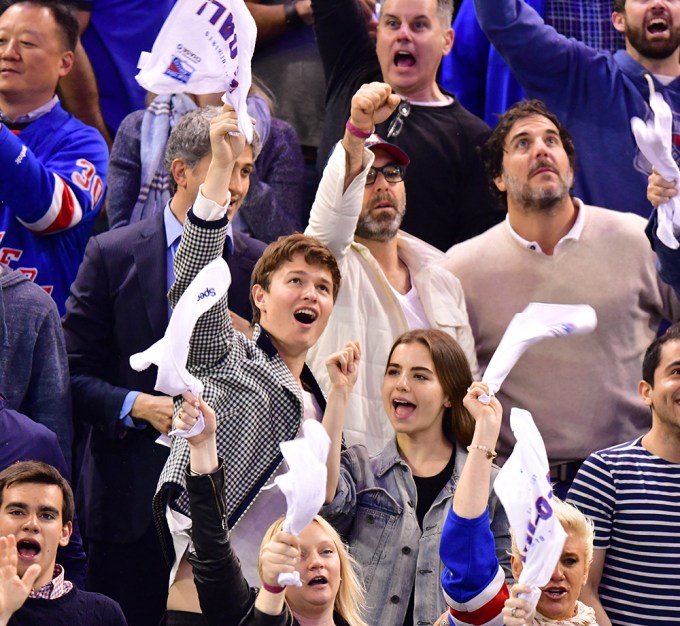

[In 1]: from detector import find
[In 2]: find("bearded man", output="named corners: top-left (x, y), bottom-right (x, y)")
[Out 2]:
top-left (472, 0), bottom-right (680, 219)
top-left (442, 99), bottom-right (680, 497)
top-left (306, 81), bottom-right (479, 454)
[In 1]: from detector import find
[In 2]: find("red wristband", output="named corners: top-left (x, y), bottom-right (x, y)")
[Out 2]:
top-left (346, 117), bottom-right (373, 139)
top-left (261, 580), bottom-right (285, 594)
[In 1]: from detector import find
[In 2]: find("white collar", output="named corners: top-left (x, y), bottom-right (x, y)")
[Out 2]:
top-left (505, 198), bottom-right (586, 255)
top-left (0, 95), bottom-right (59, 124)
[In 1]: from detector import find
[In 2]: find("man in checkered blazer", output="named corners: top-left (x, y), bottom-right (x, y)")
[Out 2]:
top-left (153, 105), bottom-right (343, 618)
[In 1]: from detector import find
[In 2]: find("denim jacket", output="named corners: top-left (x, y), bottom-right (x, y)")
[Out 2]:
top-left (321, 439), bottom-right (511, 626)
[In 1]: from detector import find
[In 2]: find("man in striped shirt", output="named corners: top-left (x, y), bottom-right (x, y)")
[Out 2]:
top-left (568, 324), bottom-right (680, 626)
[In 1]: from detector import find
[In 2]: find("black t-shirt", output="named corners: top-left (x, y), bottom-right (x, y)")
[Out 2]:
top-left (312, 0), bottom-right (506, 251)
top-left (402, 449), bottom-right (457, 626)
top-left (412, 449), bottom-right (457, 529)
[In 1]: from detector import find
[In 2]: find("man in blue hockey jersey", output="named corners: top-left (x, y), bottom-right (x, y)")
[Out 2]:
top-left (0, 0), bottom-right (107, 314)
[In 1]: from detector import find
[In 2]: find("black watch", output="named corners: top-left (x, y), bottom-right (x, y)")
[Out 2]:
top-left (284, 0), bottom-right (304, 29)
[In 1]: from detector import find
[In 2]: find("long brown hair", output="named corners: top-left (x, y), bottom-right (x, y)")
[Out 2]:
top-left (386, 329), bottom-right (475, 447)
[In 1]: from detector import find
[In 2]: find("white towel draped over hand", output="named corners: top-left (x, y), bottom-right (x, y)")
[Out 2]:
top-left (274, 420), bottom-right (331, 588)
top-left (631, 76), bottom-right (680, 249)
top-left (129, 257), bottom-right (232, 438)
top-left (135, 0), bottom-right (256, 141)
top-left (494, 408), bottom-right (568, 609)
top-left (479, 303), bottom-right (597, 403)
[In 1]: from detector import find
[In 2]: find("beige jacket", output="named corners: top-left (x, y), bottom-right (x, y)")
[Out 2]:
top-left (305, 143), bottom-right (478, 454)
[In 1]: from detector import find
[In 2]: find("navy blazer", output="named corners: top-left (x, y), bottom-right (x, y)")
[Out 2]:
top-left (63, 212), bottom-right (265, 544)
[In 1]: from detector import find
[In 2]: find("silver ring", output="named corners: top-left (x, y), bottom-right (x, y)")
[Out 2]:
top-left (511, 607), bottom-right (517, 617)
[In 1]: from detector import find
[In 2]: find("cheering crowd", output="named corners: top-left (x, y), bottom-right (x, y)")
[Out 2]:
top-left (0, 0), bottom-right (679, 624)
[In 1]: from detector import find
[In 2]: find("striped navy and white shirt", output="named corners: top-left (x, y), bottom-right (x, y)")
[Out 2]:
top-left (567, 438), bottom-right (680, 626)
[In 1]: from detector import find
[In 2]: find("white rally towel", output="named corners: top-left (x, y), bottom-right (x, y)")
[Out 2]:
top-left (135, 0), bottom-right (256, 141)
top-left (494, 408), bottom-right (567, 609)
top-left (129, 257), bottom-right (232, 438)
top-left (631, 74), bottom-right (680, 249)
top-left (479, 303), bottom-right (597, 403)
top-left (274, 420), bottom-right (331, 587)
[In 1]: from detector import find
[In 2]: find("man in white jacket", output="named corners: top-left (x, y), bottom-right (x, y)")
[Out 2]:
top-left (306, 82), bottom-right (478, 454)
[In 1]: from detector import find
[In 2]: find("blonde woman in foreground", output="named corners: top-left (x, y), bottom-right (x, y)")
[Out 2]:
top-left (439, 382), bottom-right (598, 626)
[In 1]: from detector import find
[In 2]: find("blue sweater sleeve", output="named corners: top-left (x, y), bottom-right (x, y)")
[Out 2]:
top-left (442, 0), bottom-right (545, 127)
top-left (472, 0), bottom-right (603, 107)
top-left (440, 507), bottom-right (508, 624)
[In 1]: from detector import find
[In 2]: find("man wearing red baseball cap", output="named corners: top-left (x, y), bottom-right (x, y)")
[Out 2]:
top-left (306, 81), bottom-right (479, 454)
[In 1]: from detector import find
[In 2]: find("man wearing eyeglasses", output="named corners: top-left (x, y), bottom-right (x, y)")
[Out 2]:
top-left (306, 82), bottom-right (479, 454)
top-left (312, 0), bottom-right (506, 252)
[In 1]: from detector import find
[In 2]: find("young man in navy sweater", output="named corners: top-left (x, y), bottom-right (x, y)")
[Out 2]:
top-left (0, 461), bottom-right (126, 625)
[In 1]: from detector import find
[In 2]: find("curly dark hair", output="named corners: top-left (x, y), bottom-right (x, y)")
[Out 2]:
top-left (480, 99), bottom-right (577, 207)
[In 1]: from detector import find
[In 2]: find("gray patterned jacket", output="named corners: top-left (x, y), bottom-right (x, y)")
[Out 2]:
top-left (152, 209), bottom-right (325, 564)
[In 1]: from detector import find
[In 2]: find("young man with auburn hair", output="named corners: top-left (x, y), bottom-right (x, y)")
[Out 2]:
top-left (0, 461), bottom-right (125, 625)
top-left (153, 105), bottom-right (342, 622)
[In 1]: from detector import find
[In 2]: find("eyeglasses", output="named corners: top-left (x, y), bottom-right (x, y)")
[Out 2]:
top-left (387, 100), bottom-right (411, 139)
top-left (365, 163), bottom-right (406, 186)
